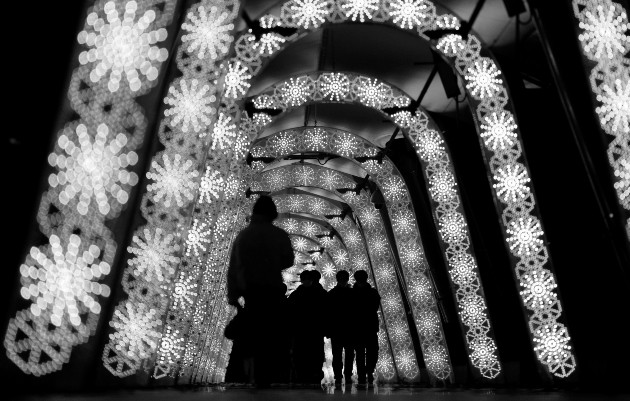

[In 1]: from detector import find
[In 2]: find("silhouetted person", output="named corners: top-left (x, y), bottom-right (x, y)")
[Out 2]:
top-left (289, 270), bottom-right (327, 384)
top-left (226, 195), bottom-right (294, 386)
top-left (327, 270), bottom-right (354, 385)
top-left (351, 270), bottom-right (380, 386)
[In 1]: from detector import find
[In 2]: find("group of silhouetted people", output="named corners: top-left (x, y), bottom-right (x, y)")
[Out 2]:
top-left (225, 196), bottom-right (381, 387)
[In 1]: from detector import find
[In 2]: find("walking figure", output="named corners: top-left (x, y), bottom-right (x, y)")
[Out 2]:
top-left (351, 270), bottom-right (381, 386)
top-left (327, 270), bottom-right (354, 386)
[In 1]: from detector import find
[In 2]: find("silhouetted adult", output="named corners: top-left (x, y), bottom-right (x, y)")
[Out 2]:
top-left (289, 270), bottom-right (327, 384)
top-left (226, 195), bottom-right (294, 386)
top-left (327, 270), bottom-right (354, 385)
top-left (351, 270), bottom-right (381, 386)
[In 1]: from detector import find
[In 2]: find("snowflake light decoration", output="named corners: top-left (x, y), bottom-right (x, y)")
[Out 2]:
top-left (414, 129), bottom-right (444, 162)
top-left (199, 167), bottom-right (224, 203)
top-left (266, 169), bottom-right (287, 190)
top-left (341, 0), bottom-right (379, 22)
top-left (448, 253), bottom-right (476, 286)
top-left (424, 345), bottom-right (449, 373)
top-left (309, 198), bottom-right (328, 215)
top-left (109, 301), bottom-right (161, 360)
top-left (460, 294), bottom-right (486, 326)
top-left (302, 221), bottom-right (319, 236)
top-left (289, 0), bottom-right (329, 29)
top-left (127, 227), bottom-right (180, 283)
top-left (520, 269), bottom-right (558, 309)
top-left (381, 294), bottom-right (401, 313)
top-left (400, 241), bottom-right (423, 267)
top-left (493, 163), bottom-right (531, 203)
top-left (48, 123), bottom-right (139, 216)
top-left (185, 218), bottom-right (212, 257)
top-left (286, 195), bottom-right (306, 212)
top-left (181, 4), bottom-right (234, 60)
top-left (436, 34), bottom-right (466, 57)
top-left (439, 212), bottom-right (467, 243)
top-left (533, 324), bottom-right (572, 365)
top-left (464, 58), bottom-right (503, 99)
top-left (256, 33), bottom-right (286, 56)
top-left (392, 111), bottom-right (413, 127)
top-left (253, 112), bottom-right (273, 127)
top-left (344, 230), bottom-right (362, 247)
top-left (397, 349), bottom-right (416, 371)
top-left (596, 77), bottom-right (629, 133)
top-left (357, 78), bottom-right (386, 108)
top-left (352, 255), bottom-right (368, 270)
top-left (253, 95), bottom-right (275, 109)
top-left (470, 338), bottom-right (498, 370)
top-left (146, 153), bottom-right (199, 208)
top-left (270, 132), bottom-right (297, 154)
top-left (304, 128), bottom-right (328, 150)
top-left (157, 327), bottom-right (185, 365)
top-left (578, 3), bottom-right (630, 60)
top-left (381, 176), bottom-right (406, 201)
top-left (480, 111), bottom-right (518, 151)
top-left (320, 73), bottom-right (350, 101)
top-left (77, 1), bottom-right (168, 92)
top-left (389, 0), bottom-right (430, 30)
top-left (293, 237), bottom-right (310, 252)
top-left (359, 206), bottom-right (380, 228)
top-left (281, 77), bottom-right (311, 106)
top-left (223, 61), bottom-right (252, 99)
top-left (211, 113), bottom-right (237, 150)
top-left (428, 170), bottom-right (456, 202)
top-left (164, 79), bottom-right (215, 133)
top-left (319, 170), bottom-right (342, 189)
top-left (19, 234), bottom-right (111, 327)
top-left (322, 263), bottom-right (336, 277)
top-left (390, 322), bottom-right (407, 341)
top-left (334, 133), bottom-right (359, 156)
top-left (283, 218), bottom-right (300, 233)
top-left (172, 274), bottom-right (198, 309)
top-left (332, 249), bottom-right (349, 266)
top-left (370, 236), bottom-right (388, 255)
top-left (295, 166), bottom-right (316, 186)
top-left (506, 216), bottom-right (544, 257)
top-left (392, 210), bottom-right (415, 235)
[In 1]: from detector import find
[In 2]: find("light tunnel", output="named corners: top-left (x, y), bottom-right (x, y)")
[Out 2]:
top-left (5, 0), bottom-right (630, 394)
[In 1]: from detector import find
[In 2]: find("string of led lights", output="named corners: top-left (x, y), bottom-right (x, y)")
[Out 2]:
top-left (209, 0), bottom-right (576, 378)
top-left (4, 0), bottom-right (177, 376)
top-left (99, 0), bottom-right (241, 378)
top-left (571, 0), bottom-right (630, 241)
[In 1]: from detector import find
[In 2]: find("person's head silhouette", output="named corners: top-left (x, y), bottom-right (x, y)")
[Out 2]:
top-left (311, 269), bottom-right (322, 286)
top-left (353, 269), bottom-right (369, 284)
top-left (299, 270), bottom-right (313, 286)
top-left (336, 270), bottom-right (349, 286)
top-left (252, 195), bottom-right (278, 221)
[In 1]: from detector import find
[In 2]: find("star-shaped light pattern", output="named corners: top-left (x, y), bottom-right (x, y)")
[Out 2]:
top-left (506, 216), bottom-right (544, 257)
top-left (320, 73), bottom-right (350, 101)
top-left (359, 206), bottom-right (381, 228)
top-left (19, 234), bottom-right (111, 327)
top-left (77, 1), bottom-right (168, 92)
top-left (304, 128), bottom-right (328, 150)
top-left (223, 173), bottom-right (241, 199)
top-left (397, 349), bottom-right (416, 371)
top-left (533, 324), bottom-right (572, 366)
top-left (392, 210), bottom-right (415, 235)
top-left (470, 338), bottom-right (499, 370)
top-left (520, 269), bottom-right (558, 309)
top-left (439, 212), bottom-right (467, 243)
top-left (417, 311), bottom-right (440, 336)
top-left (302, 221), bottom-right (319, 236)
top-left (480, 111), bottom-right (518, 151)
top-left (428, 170), bottom-right (456, 202)
top-left (464, 58), bottom-right (503, 99)
top-left (319, 170), bottom-right (342, 189)
top-left (460, 294), bottom-right (487, 326)
top-left (211, 113), bottom-right (237, 150)
top-left (381, 176), bottom-right (406, 201)
top-left (109, 301), bottom-right (161, 360)
top-left (392, 111), bottom-right (413, 127)
top-left (322, 263), bottom-right (336, 277)
top-left (172, 274), bottom-right (198, 309)
top-left (333, 133), bottom-right (359, 156)
top-left (389, 0), bottom-right (430, 30)
top-left (270, 132), bottom-right (297, 154)
top-left (409, 276), bottom-right (432, 304)
top-left (400, 241), bottom-right (423, 267)
top-left (596, 77), bottom-right (630, 133)
top-left (436, 34), bottom-right (466, 57)
top-left (289, 0), bottom-right (329, 29)
top-left (293, 237), bottom-right (310, 252)
top-left (295, 166), bottom-right (316, 186)
top-left (389, 321), bottom-right (407, 341)
top-left (185, 219), bottom-right (212, 257)
top-left (493, 163), bottom-right (531, 203)
top-left (341, 0), bottom-right (379, 21)
top-left (146, 153), bottom-right (199, 208)
top-left (265, 170), bottom-right (286, 191)
top-left (256, 32), bottom-right (286, 56)
top-left (199, 167), bottom-right (224, 203)
top-left (578, 3), bottom-right (630, 60)
top-left (309, 198), bottom-right (328, 215)
top-left (253, 95), bottom-right (274, 109)
top-left (283, 219), bottom-right (300, 233)
top-left (414, 129), bottom-right (445, 161)
top-left (381, 294), bottom-right (401, 314)
top-left (425, 345), bottom-right (449, 373)
top-left (213, 213), bottom-right (233, 239)
top-left (353, 255), bottom-right (368, 269)
top-left (223, 61), bottom-right (251, 99)
top-left (344, 230), bottom-right (362, 247)
top-left (332, 250), bottom-right (349, 266)
top-left (357, 78), bottom-right (386, 108)
top-left (370, 236), bottom-right (388, 255)
top-left (164, 79), bottom-right (215, 133)
top-left (448, 253), bottom-right (476, 286)
top-left (281, 77), bottom-right (311, 107)
top-left (48, 123), bottom-right (139, 216)
top-left (253, 112), bottom-right (273, 127)
top-left (157, 327), bottom-right (185, 365)
top-left (181, 4), bottom-right (234, 60)
top-left (286, 195), bottom-right (305, 212)
top-left (127, 227), bottom-right (180, 283)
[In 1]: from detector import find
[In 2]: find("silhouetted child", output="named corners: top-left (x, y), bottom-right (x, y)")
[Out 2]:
top-left (351, 270), bottom-right (381, 386)
top-left (289, 270), bottom-right (327, 384)
top-left (327, 270), bottom-right (354, 385)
